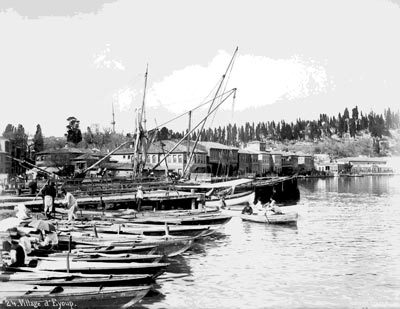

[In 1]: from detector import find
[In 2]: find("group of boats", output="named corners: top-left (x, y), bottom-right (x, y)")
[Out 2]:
top-left (0, 192), bottom-right (299, 308)
top-left (0, 208), bottom-right (235, 308)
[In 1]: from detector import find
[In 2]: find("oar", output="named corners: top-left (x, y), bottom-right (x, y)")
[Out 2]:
top-left (264, 210), bottom-right (270, 224)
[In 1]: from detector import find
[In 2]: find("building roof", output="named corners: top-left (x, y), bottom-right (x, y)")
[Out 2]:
top-left (337, 157), bottom-right (387, 164)
top-left (198, 141), bottom-right (238, 151)
top-left (281, 152), bottom-right (298, 157)
top-left (114, 140), bottom-right (207, 155)
top-left (238, 149), bottom-right (259, 155)
top-left (295, 152), bottom-right (313, 157)
top-left (71, 153), bottom-right (106, 161)
top-left (36, 147), bottom-right (88, 155)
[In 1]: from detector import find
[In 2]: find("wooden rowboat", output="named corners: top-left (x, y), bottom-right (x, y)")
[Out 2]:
top-left (241, 211), bottom-right (298, 225)
top-left (0, 284), bottom-right (151, 309)
top-left (205, 190), bottom-right (255, 208)
top-left (6, 259), bottom-right (169, 276)
top-left (0, 272), bottom-right (154, 286)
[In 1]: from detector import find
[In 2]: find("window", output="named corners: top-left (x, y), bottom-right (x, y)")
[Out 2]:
top-left (152, 155), bottom-right (157, 163)
top-left (173, 155), bottom-right (177, 163)
top-left (178, 155), bottom-right (183, 163)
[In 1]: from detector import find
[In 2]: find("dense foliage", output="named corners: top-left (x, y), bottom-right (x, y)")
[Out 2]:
top-left (187, 107), bottom-right (400, 146)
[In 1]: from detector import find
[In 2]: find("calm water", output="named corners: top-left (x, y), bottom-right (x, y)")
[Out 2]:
top-left (140, 176), bottom-right (400, 308)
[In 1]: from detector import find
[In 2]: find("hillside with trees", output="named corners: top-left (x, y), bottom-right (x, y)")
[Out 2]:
top-left (3, 107), bottom-right (399, 159)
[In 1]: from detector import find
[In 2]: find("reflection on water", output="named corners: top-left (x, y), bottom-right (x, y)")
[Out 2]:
top-left (141, 176), bottom-right (400, 308)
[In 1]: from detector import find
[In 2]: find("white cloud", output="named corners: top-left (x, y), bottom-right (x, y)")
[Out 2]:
top-left (145, 50), bottom-right (330, 114)
top-left (113, 87), bottom-right (138, 111)
top-left (93, 44), bottom-right (126, 71)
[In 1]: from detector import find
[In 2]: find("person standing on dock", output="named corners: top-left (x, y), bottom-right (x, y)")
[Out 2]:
top-left (40, 180), bottom-right (56, 219)
top-left (136, 186), bottom-right (144, 211)
top-left (61, 188), bottom-right (79, 221)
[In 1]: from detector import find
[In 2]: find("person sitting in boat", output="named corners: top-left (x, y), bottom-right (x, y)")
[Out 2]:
top-left (241, 202), bottom-right (253, 215)
top-left (3, 236), bottom-right (26, 267)
top-left (8, 227), bottom-right (32, 258)
top-left (40, 230), bottom-right (59, 250)
top-left (252, 197), bottom-right (266, 215)
top-left (267, 199), bottom-right (283, 215)
top-left (219, 196), bottom-right (227, 209)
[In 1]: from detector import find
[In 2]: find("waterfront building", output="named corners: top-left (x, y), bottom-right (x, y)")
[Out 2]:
top-left (0, 137), bottom-right (12, 183)
top-left (35, 147), bottom-right (87, 176)
top-left (336, 156), bottom-right (393, 174)
top-left (198, 141), bottom-right (239, 176)
top-left (111, 140), bottom-right (208, 176)
top-left (281, 152), bottom-right (298, 175)
top-left (315, 162), bottom-right (346, 175)
top-left (245, 141), bottom-right (273, 176)
top-left (297, 152), bottom-right (314, 175)
top-left (71, 152), bottom-right (107, 175)
top-left (270, 151), bottom-right (282, 174)
top-left (238, 149), bottom-right (258, 176)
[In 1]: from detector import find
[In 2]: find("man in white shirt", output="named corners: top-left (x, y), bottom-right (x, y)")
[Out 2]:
top-left (61, 188), bottom-right (79, 221)
top-left (136, 186), bottom-right (144, 211)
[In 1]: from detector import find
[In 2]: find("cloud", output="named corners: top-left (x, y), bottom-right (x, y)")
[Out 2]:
top-left (145, 50), bottom-right (330, 114)
top-left (93, 45), bottom-right (126, 71)
top-left (0, 0), bottom-right (118, 19)
top-left (112, 87), bottom-right (138, 111)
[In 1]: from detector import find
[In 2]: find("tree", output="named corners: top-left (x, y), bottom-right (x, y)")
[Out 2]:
top-left (33, 124), bottom-right (44, 152)
top-left (159, 127), bottom-right (169, 140)
top-left (343, 108), bottom-right (350, 119)
top-left (351, 106), bottom-right (359, 120)
top-left (3, 124), bottom-right (15, 139)
top-left (349, 118), bottom-right (356, 138)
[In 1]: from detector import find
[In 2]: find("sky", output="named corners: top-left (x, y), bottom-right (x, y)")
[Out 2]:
top-left (0, 0), bottom-right (400, 137)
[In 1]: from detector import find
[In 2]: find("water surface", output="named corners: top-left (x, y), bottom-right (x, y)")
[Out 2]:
top-left (141, 176), bottom-right (400, 308)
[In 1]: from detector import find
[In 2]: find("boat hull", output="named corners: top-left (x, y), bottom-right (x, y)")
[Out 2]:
top-left (241, 212), bottom-right (298, 225)
top-left (0, 285), bottom-right (151, 309)
top-left (205, 191), bottom-right (255, 208)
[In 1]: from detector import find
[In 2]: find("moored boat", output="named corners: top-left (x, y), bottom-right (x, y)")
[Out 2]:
top-left (0, 272), bottom-right (154, 286)
top-left (205, 190), bottom-right (255, 208)
top-left (6, 259), bottom-right (169, 276)
top-left (241, 211), bottom-right (298, 225)
top-left (0, 284), bottom-right (151, 309)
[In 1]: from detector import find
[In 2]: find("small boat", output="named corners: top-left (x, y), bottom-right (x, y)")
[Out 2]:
top-left (59, 233), bottom-right (195, 257)
top-left (0, 272), bottom-right (154, 286)
top-left (205, 190), bottom-right (255, 208)
top-left (96, 224), bottom-right (210, 238)
top-left (7, 259), bottom-right (169, 276)
top-left (0, 284), bottom-right (151, 309)
top-left (47, 252), bottom-right (163, 264)
top-left (241, 211), bottom-right (298, 225)
top-left (133, 213), bottom-right (232, 226)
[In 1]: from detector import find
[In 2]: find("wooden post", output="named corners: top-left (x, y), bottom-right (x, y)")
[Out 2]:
top-left (94, 223), bottom-right (98, 238)
top-left (66, 252), bottom-right (70, 273)
top-left (68, 235), bottom-right (72, 253)
top-left (187, 110), bottom-right (192, 168)
top-left (191, 189), bottom-right (196, 210)
top-left (164, 222), bottom-right (170, 238)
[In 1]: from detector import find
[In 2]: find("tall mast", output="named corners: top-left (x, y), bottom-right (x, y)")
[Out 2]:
top-left (132, 65), bottom-right (149, 179)
top-left (141, 64), bottom-right (148, 132)
top-left (111, 101), bottom-right (116, 133)
top-left (183, 47), bottom-right (238, 177)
